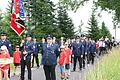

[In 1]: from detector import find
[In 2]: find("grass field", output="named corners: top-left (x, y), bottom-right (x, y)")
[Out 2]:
top-left (86, 48), bottom-right (120, 80)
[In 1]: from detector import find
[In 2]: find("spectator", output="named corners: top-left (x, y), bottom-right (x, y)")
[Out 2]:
top-left (13, 45), bottom-right (21, 76)
top-left (58, 45), bottom-right (66, 79)
top-left (0, 45), bottom-right (10, 80)
top-left (64, 42), bottom-right (72, 78)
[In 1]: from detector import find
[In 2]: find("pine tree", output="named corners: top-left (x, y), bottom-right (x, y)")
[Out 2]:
top-left (57, 4), bottom-right (75, 38)
top-left (100, 22), bottom-right (112, 39)
top-left (31, 0), bottom-right (60, 37)
top-left (87, 11), bottom-right (100, 40)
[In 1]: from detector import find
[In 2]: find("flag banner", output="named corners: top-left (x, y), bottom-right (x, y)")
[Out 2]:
top-left (10, 0), bottom-right (25, 36)
top-left (19, 0), bottom-right (25, 18)
top-left (10, 13), bottom-right (25, 36)
top-left (15, 0), bottom-right (20, 15)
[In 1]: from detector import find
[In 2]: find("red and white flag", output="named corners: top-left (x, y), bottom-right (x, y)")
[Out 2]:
top-left (10, 0), bottom-right (25, 36)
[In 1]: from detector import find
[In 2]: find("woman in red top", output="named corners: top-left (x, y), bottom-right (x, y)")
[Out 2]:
top-left (0, 45), bottom-right (10, 80)
top-left (13, 45), bottom-right (21, 75)
top-left (58, 45), bottom-right (66, 79)
top-left (64, 42), bottom-right (72, 78)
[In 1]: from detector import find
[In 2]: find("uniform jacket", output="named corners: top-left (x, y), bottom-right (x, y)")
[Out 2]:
top-left (86, 41), bottom-right (91, 54)
top-left (80, 40), bottom-right (87, 53)
top-left (0, 39), bottom-right (12, 56)
top-left (20, 41), bottom-right (34, 62)
top-left (42, 42), bottom-right (59, 65)
top-left (71, 41), bottom-right (84, 56)
top-left (32, 42), bottom-right (39, 54)
top-left (89, 42), bottom-right (96, 53)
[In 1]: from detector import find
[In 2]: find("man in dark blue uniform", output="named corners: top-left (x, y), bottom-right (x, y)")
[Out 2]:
top-left (80, 34), bottom-right (87, 69)
top-left (0, 32), bottom-right (12, 77)
top-left (41, 35), bottom-right (59, 80)
top-left (71, 36), bottom-right (84, 71)
top-left (20, 34), bottom-right (33, 80)
top-left (89, 40), bottom-right (96, 64)
top-left (0, 32), bottom-right (12, 56)
top-left (86, 38), bottom-right (92, 65)
top-left (32, 37), bottom-right (39, 68)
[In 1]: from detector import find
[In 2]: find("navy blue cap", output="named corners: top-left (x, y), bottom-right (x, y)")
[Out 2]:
top-left (75, 36), bottom-right (80, 39)
top-left (46, 34), bottom-right (53, 39)
top-left (81, 34), bottom-right (85, 37)
top-left (26, 34), bottom-right (32, 37)
top-left (1, 32), bottom-right (7, 36)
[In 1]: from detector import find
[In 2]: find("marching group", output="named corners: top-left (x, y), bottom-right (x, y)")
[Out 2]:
top-left (0, 32), bottom-right (118, 80)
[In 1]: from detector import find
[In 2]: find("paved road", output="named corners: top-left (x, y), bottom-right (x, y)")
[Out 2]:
top-left (10, 65), bottom-right (97, 80)
top-left (10, 57), bottom-right (101, 80)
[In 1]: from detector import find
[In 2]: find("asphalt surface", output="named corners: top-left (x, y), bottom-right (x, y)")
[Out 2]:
top-left (10, 57), bottom-right (101, 80)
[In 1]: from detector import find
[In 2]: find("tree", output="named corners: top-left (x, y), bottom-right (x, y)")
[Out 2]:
top-left (31, 0), bottom-right (62, 38)
top-left (100, 22), bottom-right (112, 39)
top-left (57, 4), bottom-right (75, 38)
top-left (97, 0), bottom-right (120, 22)
top-left (60, 0), bottom-right (120, 22)
top-left (59, 0), bottom-right (89, 12)
top-left (0, 10), bottom-right (3, 30)
top-left (87, 10), bottom-right (100, 40)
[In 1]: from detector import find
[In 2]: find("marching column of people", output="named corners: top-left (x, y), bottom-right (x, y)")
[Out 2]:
top-left (0, 31), bottom-right (115, 80)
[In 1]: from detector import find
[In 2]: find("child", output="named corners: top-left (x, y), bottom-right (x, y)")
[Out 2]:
top-left (13, 45), bottom-right (21, 75)
top-left (58, 45), bottom-right (66, 79)
top-left (64, 42), bottom-right (72, 78)
top-left (0, 45), bottom-right (10, 80)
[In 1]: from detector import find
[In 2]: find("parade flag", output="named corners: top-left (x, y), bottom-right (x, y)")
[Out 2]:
top-left (19, 0), bottom-right (25, 18)
top-left (10, 0), bottom-right (25, 36)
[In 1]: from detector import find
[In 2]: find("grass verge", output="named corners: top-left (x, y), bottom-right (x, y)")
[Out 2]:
top-left (86, 48), bottom-right (120, 80)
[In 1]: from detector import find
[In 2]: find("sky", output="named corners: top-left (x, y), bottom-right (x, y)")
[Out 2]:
top-left (0, 0), bottom-right (120, 40)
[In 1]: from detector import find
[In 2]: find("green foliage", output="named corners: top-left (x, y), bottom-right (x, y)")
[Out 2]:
top-left (57, 4), bottom-right (75, 38)
top-left (31, 0), bottom-right (62, 38)
top-left (87, 11), bottom-right (100, 40)
top-left (97, 0), bottom-right (120, 22)
top-left (59, 0), bottom-right (89, 12)
top-left (60, 0), bottom-right (120, 22)
top-left (86, 49), bottom-right (120, 80)
top-left (100, 22), bottom-right (112, 39)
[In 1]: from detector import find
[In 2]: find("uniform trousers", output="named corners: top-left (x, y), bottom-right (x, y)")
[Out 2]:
top-left (43, 65), bottom-right (56, 80)
top-left (21, 60), bottom-right (31, 80)
top-left (73, 56), bottom-right (82, 71)
top-left (32, 54), bottom-right (39, 67)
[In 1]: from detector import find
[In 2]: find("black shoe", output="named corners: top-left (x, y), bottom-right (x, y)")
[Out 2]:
top-left (80, 68), bottom-right (82, 71)
top-left (83, 67), bottom-right (85, 69)
top-left (37, 66), bottom-right (39, 69)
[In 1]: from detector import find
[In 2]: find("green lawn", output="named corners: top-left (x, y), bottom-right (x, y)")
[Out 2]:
top-left (86, 48), bottom-right (120, 80)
